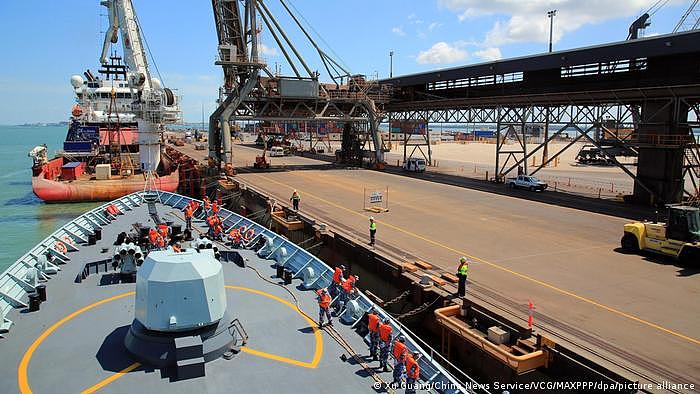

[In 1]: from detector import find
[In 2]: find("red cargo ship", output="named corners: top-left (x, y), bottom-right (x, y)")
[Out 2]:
top-left (29, 56), bottom-right (181, 203)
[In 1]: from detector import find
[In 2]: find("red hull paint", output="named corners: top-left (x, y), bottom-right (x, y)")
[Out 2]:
top-left (32, 170), bottom-right (179, 203)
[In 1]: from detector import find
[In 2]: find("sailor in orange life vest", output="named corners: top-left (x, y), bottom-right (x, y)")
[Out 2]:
top-left (391, 335), bottom-right (408, 386)
top-left (148, 228), bottom-right (159, 250)
top-left (184, 204), bottom-right (194, 231)
top-left (366, 309), bottom-right (380, 361)
top-left (405, 351), bottom-right (421, 394)
top-left (378, 318), bottom-right (393, 372)
top-left (336, 274), bottom-right (358, 314)
top-left (316, 288), bottom-right (333, 328)
top-left (203, 196), bottom-right (211, 215)
top-left (330, 265), bottom-right (346, 298)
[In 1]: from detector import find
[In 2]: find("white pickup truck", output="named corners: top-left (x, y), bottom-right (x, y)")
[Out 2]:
top-left (403, 157), bottom-right (427, 173)
top-left (508, 175), bottom-right (548, 191)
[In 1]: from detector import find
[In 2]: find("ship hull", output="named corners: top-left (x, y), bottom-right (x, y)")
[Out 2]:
top-left (32, 170), bottom-right (179, 203)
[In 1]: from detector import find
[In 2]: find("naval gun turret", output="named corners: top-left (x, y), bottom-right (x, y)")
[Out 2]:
top-left (124, 249), bottom-right (241, 378)
top-left (134, 249), bottom-right (226, 331)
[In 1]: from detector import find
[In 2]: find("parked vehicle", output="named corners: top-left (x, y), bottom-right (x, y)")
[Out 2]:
top-left (508, 175), bottom-right (548, 191)
top-left (269, 146), bottom-right (286, 157)
top-left (621, 205), bottom-right (700, 265)
top-left (403, 157), bottom-right (427, 173)
top-left (575, 145), bottom-right (615, 165)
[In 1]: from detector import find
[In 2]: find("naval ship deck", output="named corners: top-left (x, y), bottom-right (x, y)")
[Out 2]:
top-left (0, 192), bottom-right (476, 394)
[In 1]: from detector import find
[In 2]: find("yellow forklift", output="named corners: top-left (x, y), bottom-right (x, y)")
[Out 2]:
top-left (621, 205), bottom-right (700, 264)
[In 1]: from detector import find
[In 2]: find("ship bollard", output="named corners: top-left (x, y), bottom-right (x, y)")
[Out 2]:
top-left (36, 284), bottom-right (47, 302)
top-left (28, 293), bottom-right (41, 312)
top-left (94, 227), bottom-right (102, 241)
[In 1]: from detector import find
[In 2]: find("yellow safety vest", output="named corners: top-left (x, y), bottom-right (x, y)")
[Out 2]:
top-left (459, 264), bottom-right (469, 276)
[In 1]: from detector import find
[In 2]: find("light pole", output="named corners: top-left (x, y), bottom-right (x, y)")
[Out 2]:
top-left (389, 50), bottom-right (394, 78)
top-left (547, 10), bottom-right (557, 53)
top-left (388, 50), bottom-right (395, 149)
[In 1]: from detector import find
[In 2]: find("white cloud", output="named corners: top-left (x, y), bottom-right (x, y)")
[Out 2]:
top-left (428, 22), bottom-right (443, 31)
top-left (437, 0), bottom-right (683, 46)
top-left (392, 27), bottom-right (406, 36)
top-left (473, 47), bottom-right (502, 61)
top-left (417, 42), bottom-right (468, 64)
top-left (259, 43), bottom-right (278, 57)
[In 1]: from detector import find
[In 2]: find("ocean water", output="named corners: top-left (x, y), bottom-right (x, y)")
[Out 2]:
top-left (0, 125), bottom-right (99, 272)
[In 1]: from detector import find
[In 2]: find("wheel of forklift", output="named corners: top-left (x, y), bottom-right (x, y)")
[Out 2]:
top-left (620, 233), bottom-right (640, 253)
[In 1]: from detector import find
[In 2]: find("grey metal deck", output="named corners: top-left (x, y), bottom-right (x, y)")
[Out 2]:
top-left (0, 192), bottom-right (477, 394)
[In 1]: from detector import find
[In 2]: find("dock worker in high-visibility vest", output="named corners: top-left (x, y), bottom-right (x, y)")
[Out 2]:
top-left (290, 189), bottom-right (301, 211)
top-left (456, 257), bottom-right (469, 298)
top-left (378, 318), bottom-right (393, 372)
top-left (405, 351), bottom-right (421, 394)
top-left (367, 309), bottom-right (380, 361)
top-left (391, 336), bottom-right (408, 386)
top-left (184, 205), bottom-right (194, 231)
top-left (316, 288), bottom-right (332, 328)
top-left (330, 265), bottom-right (346, 298)
top-left (368, 217), bottom-right (377, 246)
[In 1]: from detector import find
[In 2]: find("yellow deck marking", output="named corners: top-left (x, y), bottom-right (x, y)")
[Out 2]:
top-left (251, 173), bottom-right (700, 346)
top-left (80, 362), bottom-right (141, 394)
top-left (18, 292), bottom-right (135, 394)
top-left (19, 286), bottom-right (323, 394)
top-left (227, 285), bottom-right (323, 368)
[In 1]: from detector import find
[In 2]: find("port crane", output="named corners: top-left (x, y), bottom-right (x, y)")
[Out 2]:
top-left (100, 0), bottom-right (180, 173)
top-left (209, 0), bottom-right (389, 174)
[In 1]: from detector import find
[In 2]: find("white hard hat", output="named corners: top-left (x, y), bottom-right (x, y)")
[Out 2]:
top-left (369, 216), bottom-right (375, 220)
top-left (460, 256), bottom-right (467, 263)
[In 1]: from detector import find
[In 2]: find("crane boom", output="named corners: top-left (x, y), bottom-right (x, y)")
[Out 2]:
top-left (98, 0), bottom-right (180, 174)
top-left (100, 0), bottom-right (153, 90)
top-left (673, 0), bottom-right (700, 32)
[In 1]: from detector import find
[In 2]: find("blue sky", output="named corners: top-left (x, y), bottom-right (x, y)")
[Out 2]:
top-left (0, 0), bottom-right (692, 124)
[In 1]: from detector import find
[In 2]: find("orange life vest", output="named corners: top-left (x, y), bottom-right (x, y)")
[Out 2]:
top-left (379, 323), bottom-right (393, 343)
top-left (333, 267), bottom-right (344, 284)
top-left (405, 354), bottom-right (420, 379)
top-left (368, 313), bottom-right (380, 333)
top-left (157, 224), bottom-right (169, 238)
top-left (156, 236), bottom-right (165, 248)
top-left (203, 198), bottom-right (211, 210)
top-left (342, 276), bottom-right (355, 294)
top-left (392, 340), bottom-right (407, 361)
top-left (148, 229), bottom-right (158, 245)
top-left (212, 201), bottom-right (220, 213)
top-left (184, 206), bottom-right (193, 219)
top-left (318, 292), bottom-right (331, 309)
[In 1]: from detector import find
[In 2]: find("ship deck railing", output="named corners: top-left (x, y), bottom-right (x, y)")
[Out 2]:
top-left (0, 190), bottom-right (485, 394)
